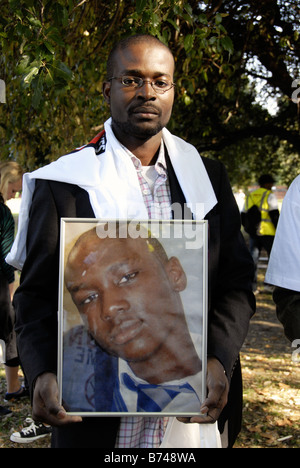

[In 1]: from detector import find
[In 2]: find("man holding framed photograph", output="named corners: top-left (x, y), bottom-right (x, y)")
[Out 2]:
top-left (7, 34), bottom-right (255, 448)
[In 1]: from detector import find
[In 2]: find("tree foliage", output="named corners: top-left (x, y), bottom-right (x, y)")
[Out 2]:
top-left (195, 0), bottom-right (300, 187)
top-left (0, 0), bottom-right (236, 170)
top-left (0, 0), bottom-right (299, 187)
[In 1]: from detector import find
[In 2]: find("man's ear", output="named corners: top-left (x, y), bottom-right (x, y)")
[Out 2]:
top-left (102, 81), bottom-right (111, 104)
top-left (165, 257), bottom-right (187, 292)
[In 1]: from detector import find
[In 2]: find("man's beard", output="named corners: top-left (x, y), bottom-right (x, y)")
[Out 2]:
top-left (111, 117), bottom-right (164, 140)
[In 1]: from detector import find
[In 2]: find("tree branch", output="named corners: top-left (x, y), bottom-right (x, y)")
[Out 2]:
top-left (197, 124), bottom-right (300, 154)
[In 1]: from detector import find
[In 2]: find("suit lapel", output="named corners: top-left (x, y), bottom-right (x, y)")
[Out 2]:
top-left (164, 147), bottom-right (193, 220)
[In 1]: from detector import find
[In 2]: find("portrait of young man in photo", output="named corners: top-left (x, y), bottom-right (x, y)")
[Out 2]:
top-left (62, 223), bottom-right (204, 415)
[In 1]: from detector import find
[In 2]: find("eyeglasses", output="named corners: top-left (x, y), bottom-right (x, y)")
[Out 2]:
top-left (109, 76), bottom-right (176, 94)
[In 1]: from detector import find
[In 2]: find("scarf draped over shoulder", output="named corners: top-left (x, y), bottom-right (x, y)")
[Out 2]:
top-left (6, 118), bottom-right (217, 270)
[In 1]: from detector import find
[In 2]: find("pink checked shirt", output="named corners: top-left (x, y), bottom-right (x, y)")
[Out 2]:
top-left (115, 141), bottom-right (171, 448)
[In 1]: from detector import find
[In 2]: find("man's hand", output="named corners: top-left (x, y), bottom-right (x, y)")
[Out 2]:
top-left (177, 357), bottom-right (229, 424)
top-left (32, 372), bottom-right (82, 427)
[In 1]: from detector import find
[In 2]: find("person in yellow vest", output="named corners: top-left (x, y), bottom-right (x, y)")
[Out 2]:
top-left (243, 174), bottom-right (279, 292)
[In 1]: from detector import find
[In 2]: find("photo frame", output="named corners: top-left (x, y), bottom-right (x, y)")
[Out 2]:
top-left (58, 218), bottom-right (208, 417)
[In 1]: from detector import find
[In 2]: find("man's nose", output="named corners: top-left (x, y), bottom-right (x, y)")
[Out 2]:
top-left (101, 292), bottom-right (129, 321)
top-left (136, 81), bottom-right (156, 99)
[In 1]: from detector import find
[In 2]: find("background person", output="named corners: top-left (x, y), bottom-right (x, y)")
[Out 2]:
top-left (0, 162), bottom-right (23, 204)
top-left (242, 174), bottom-right (279, 292)
top-left (0, 161), bottom-right (25, 418)
top-left (0, 161), bottom-right (51, 441)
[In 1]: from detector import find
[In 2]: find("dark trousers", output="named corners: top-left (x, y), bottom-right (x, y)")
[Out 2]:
top-left (250, 235), bottom-right (274, 290)
top-left (51, 417), bottom-right (120, 448)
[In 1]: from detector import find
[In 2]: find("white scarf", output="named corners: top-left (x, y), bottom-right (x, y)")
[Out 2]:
top-left (7, 118), bottom-right (217, 270)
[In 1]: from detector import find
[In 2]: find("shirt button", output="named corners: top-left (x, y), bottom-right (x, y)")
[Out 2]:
top-left (143, 189), bottom-right (150, 195)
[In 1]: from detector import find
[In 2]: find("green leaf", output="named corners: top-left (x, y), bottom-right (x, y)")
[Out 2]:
top-left (151, 13), bottom-right (160, 28)
top-left (47, 27), bottom-right (65, 47)
top-left (53, 61), bottom-right (73, 81)
top-left (184, 94), bottom-right (192, 106)
top-left (184, 34), bottom-right (194, 52)
top-left (220, 36), bottom-right (234, 54)
top-left (166, 19), bottom-right (180, 33)
top-left (44, 41), bottom-right (55, 55)
top-left (32, 81), bottom-right (43, 109)
top-left (136, 0), bottom-right (147, 14)
top-left (52, 3), bottom-right (64, 26)
top-left (45, 68), bottom-right (54, 86)
top-left (215, 13), bottom-right (223, 25)
top-left (17, 55), bottom-right (30, 74)
top-left (23, 66), bottom-right (39, 84)
top-left (184, 4), bottom-right (193, 17)
top-left (27, 16), bottom-right (42, 28)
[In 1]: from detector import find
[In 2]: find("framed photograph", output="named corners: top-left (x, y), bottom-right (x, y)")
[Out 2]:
top-left (58, 219), bottom-right (208, 417)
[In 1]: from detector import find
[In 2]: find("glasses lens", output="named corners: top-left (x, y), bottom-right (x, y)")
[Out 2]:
top-left (152, 80), bottom-right (172, 93)
top-left (120, 76), bottom-right (173, 93)
top-left (121, 76), bottom-right (142, 87)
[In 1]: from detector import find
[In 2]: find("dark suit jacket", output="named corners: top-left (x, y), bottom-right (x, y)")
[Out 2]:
top-left (14, 155), bottom-right (255, 448)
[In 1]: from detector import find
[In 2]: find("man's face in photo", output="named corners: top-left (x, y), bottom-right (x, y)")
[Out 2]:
top-left (65, 234), bottom-right (186, 363)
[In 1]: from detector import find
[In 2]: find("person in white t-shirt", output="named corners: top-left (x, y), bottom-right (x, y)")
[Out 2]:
top-left (266, 175), bottom-right (300, 342)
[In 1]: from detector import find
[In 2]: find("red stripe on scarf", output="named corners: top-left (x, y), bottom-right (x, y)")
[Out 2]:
top-left (88, 129), bottom-right (105, 145)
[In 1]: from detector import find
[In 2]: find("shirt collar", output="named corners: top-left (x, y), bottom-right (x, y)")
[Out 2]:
top-left (121, 140), bottom-right (167, 174)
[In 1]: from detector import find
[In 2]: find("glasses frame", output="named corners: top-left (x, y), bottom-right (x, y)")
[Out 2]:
top-left (108, 76), bottom-right (176, 94)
